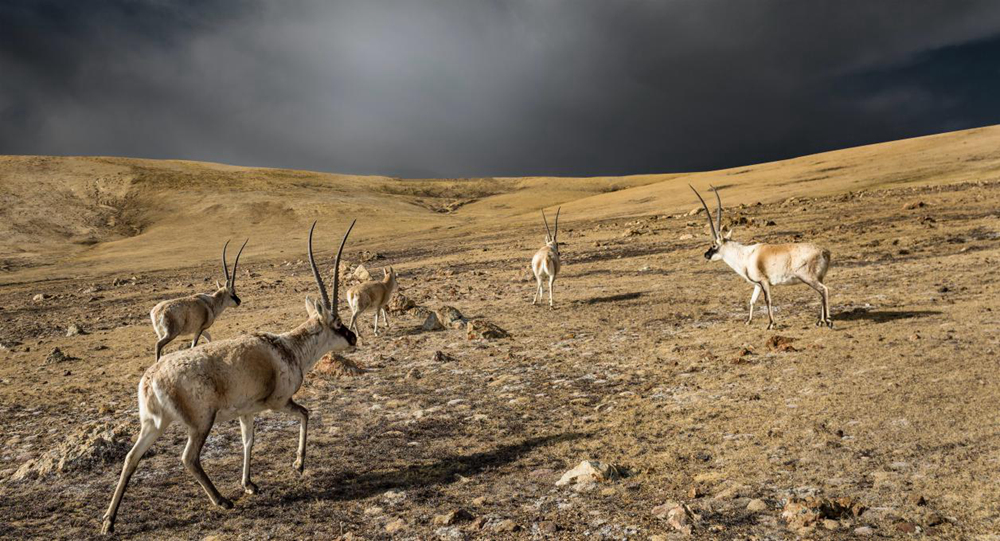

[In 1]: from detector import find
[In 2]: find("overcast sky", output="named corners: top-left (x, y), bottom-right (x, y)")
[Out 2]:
top-left (3, 1), bottom-right (1000, 177)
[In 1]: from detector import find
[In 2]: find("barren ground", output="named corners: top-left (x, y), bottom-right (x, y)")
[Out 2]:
top-left (2, 126), bottom-right (1000, 540)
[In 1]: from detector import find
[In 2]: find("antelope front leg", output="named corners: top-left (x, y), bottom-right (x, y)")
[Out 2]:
top-left (282, 401), bottom-right (309, 473)
top-left (548, 275), bottom-right (555, 308)
top-left (239, 415), bottom-right (258, 495)
top-left (182, 420), bottom-right (232, 509)
top-left (746, 284), bottom-right (761, 325)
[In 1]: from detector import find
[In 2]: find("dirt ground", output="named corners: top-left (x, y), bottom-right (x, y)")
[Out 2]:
top-left (2, 131), bottom-right (1000, 539)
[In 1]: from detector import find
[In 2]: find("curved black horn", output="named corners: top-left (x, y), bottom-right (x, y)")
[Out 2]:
top-left (710, 185), bottom-right (723, 234)
top-left (229, 238), bottom-right (248, 288)
top-left (307, 222), bottom-right (331, 309)
top-left (331, 219), bottom-right (356, 311)
top-left (221, 239), bottom-right (232, 285)
top-left (554, 207), bottom-right (561, 241)
top-left (689, 185), bottom-right (720, 240)
top-left (541, 209), bottom-right (553, 241)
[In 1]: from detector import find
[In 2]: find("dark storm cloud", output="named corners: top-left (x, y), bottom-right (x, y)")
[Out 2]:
top-left (3, 0), bottom-right (1000, 177)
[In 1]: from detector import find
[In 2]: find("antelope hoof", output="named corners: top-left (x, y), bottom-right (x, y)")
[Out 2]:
top-left (216, 497), bottom-right (234, 510)
top-left (101, 519), bottom-right (114, 535)
top-left (243, 482), bottom-right (259, 495)
top-left (293, 459), bottom-right (304, 473)
top-left (745, 318), bottom-right (752, 326)
top-left (826, 320), bottom-right (834, 329)
top-left (766, 323), bottom-right (775, 330)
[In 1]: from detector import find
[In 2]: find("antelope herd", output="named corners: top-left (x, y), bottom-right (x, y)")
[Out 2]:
top-left (103, 187), bottom-right (834, 533)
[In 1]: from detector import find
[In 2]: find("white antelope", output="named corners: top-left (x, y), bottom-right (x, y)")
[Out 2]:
top-left (690, 185), bottom-right (832, 329)
top-left (102, 221), bottom-right (358, 535)
top-left (150, 239), bottom-right (248, 360)
top-left (346, 266), bottom-right (397, 336)
top-left (531, 207), bottom-right (561, 307)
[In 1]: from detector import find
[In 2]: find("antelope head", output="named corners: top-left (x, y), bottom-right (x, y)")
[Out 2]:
top-left (542, 207), bottom-right (561, 253)
top-left (217, 238), bottom-right (249, 307)
top-left (307, 220), bottom-right (358, 350)
top-left (689, 184), bottom-right (733, 261)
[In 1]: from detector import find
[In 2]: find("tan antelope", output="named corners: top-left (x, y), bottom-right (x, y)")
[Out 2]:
top-left (102, 221), bottom-right (358, 535)
top-left (690, 185), bottom-right (832, 329)
top-left (346, 266), bottom-right (397, 336)
top-left (150, 239), bottom-right (248, 360)
top-left (531, 207), bottom-right (561, 307)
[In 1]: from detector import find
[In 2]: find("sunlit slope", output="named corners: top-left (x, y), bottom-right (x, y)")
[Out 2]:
top-left (2, 124), bottom-right (999, 282)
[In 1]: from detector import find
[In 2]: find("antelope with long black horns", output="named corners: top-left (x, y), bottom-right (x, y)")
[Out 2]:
top-left (690, 185), bottom-right (832, 329)
top-left (149, 239), bottom-right (248, 360)
top-left (102, 221), bottom-right (358, 535)
top-left (531, 207), bottom-right (562, 307)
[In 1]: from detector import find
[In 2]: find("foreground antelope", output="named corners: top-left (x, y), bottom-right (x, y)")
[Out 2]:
top-left (531, 207), bottom-right (561, 307)
top-left (690, 185), bottom-right (832, 329)
top-left (150, 239), bottom-right (248, 360)
top-left (346, 266), bottom-right (397, 336)
top-left (102, 221), bottom-right (358, 535)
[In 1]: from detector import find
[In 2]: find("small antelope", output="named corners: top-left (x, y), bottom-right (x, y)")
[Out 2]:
top-left (531, 207), bottom-right (561, 307)
top-left (690, 185), bottom-right (832, 329)
top-left (102, 221), bottom-right (358, 535)
top-left (150, 239), bottom-right (248, 360)
top-left (346, 266), bottom-right (397, 336)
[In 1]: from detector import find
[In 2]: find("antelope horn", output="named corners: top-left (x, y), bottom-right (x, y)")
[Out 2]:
top-left (689, 185), bottom-right (720, 240)
top-left (331, 219), bottom-right (357, 312)
top-left (710, 184), bottom-right (723, 235)
top-left (229, 238), bottom-right (248, 288)
top-left (541, 209), bottom-right (554, 242)
top-left (554, 207), bottom-right (561, 241)
top-left (221, 239), bottom-right (232, 286)
top-left (307, 222), bottom-right (331, 310)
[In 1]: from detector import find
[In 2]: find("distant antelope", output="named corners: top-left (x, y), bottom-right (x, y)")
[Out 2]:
top-left (102, 221), bottom-right (358, 535)
top-left (531, 207), bottom-right (561, 307)
top-left (346, 266), bottom-right (397, 336)
top-left (149, 239), bottom-right (248, 360)
top-left (690, 185), bottom-right (832, 329)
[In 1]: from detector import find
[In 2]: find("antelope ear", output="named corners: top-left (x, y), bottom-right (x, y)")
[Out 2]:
top-left (305, 296), bottom-right (323, 319)
top-left (723, 228), bottom-right (733, 240)
top-left (216, 280), bottom-right (222, 289)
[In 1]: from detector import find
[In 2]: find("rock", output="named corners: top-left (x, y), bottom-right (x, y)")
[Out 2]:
top-left (359, 250), bottom-right (383, 262)
top-left (472, 496), bottom-right (487, 506)
top-left (32, 293), bottom-right (51, 302)
top-left (747, 499), bottom-right (767, 512)
top-left (537, 520), bottom-right (558, 534)
top-left (405, 368), bottom-right (422, 380)
top-left (433, 350), bottom-right (458, 363)
top-left (781, 497), bottom-right (864, 529)
top-left (895, 521), bottom-right (917, 534)
top-left (679, 233), bottom-right (694, 240)
top-left (822, 519), bottom-right (840, 530)
top-left (493, 519), bottom-right (520, 533)
top-left (903, 201), bottom-right (927, 210)
top-left (384, 518), bottom-right (406, 533)
top-left (622, 228), bottom-right (641, 237)
top-left (422, 312), bottom-right (445, 331)
top-left (556, 460), bottom-right (621, 490)
top-left (13, 421), bottom-right (140, 480)
top-left (65, 324), bottom-right (87, 336)
top-left (853, 526), bottom-right (874, 536)
top-left (388, 293), bottom-right (416, 313)
top-left (436, 306), bottom-right (466, 328)
top-left (666, 504), bottom-right (698, 535)
top-left (352, 264), bottom-right (372, 281)
top-left (314, 353), bottom-right (365, 377)
top-left (688, 207), bottom-right (704, 216)
top-left (766, 335), bottom-right (799, 352)
top-left (687, 485), bottom-right (704, 499)
top-left (45, 347), bottom-right (76, 364)
top-left (466, 319), bottom-right (509, 340)
top-left (433, 509), bottom-right (473, 526)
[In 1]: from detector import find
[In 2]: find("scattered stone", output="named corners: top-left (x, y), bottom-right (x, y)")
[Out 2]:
top-left (822, 519), bottom-right (840, 530)
top-left (688, 207), bottom-right (704, 216)
top-left (472, 496), bottom-right (487, 506)
top-left (854, 526), bottom-right (874, 536)
top-left (911, 494), bottom-right (927, 506)
top-left (622, 228), bottom-right (641, 237)
top-left (665, 504), bottom-right (698, 535)
top-left (359, 250), bottom-right (383, 262)
top-left (33, 293), bottom-right (51, 302)
top-left (556, 460), bottom-right (621, 491)
top-left (493, 519), bottom-right (520, 533)
top-left (314, 353), bottom-right (365, 377)
top-left (466, 319), bottom-right (509, 340)
top-left (467, 517), bottom-right (487, 531)
top-left (388, 292), bottom-right (416, 313)
top-left (352, 264), bottom-right (372, 281)
top-left (384, 518), bottom-right (406, 533)
top-left (766, 335), bottom-right (799, 352)
top-left (45, 347), bottom-right (76, 364)
top-left (747, 499), bottom-right (767, 512)
top-left (895, 521), bottom-right (917, 534)
top-left (422, 312), bottom-right (445, 331)
top-left (781, 497), bottom-right (865, 529)
top-left (433, 350), bottom-right (458, 363)
top-left (436, 306), bottom-right (466, 328)
top-left (536, 520), bottom-right (558, 534)
top-left (433, 509), bottom-right (473, 526)
top-left (405, 368), bottom-right (422, 380)
top-left (679, 233), bottom-right (694, 240)
top-left (12, 421), bottom-right (140, 480)
top-left (733, 344), bottom-right (755, 363)
top-left (687, 485), bottom-right (704, 499)
top-left (65, 324), bottom-right (85, 337)
top-left (903, 201), bottom-right (927, 210)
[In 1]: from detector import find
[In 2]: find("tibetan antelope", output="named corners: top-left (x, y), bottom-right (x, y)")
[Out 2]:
top-left (150, 239), bottom-right (248, 360)
top-left (102, 221), bottom-right (358, 535)
top-left (531, 207), bottom-right (561, 307)
top-left (346, 266), bottom-right (397, 336)
top-left (690, 185), bottom-right (832, 329)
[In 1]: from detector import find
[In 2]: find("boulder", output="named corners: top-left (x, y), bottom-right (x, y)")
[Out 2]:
top-left (466, 319), bottom-right (509, 340)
